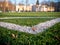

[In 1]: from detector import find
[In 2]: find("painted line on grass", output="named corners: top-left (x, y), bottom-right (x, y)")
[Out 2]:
top-left (0, 17), bottom-right (57, 19)
top-left (0, 18), bottom-right (60, 34)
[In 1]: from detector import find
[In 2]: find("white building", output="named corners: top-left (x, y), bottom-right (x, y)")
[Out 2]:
top-left (16, 4), bottom-right (55, 12)
top-left (32, 4), bottom-right (42, 12)
top-left (32, 4), bottom-right (55, 12)
top-left (16, 4), bottom-right (32, 12)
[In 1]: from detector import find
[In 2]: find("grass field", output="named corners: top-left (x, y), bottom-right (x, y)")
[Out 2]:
top-left (0, 23), bottom-right (60, 45)
top-left (0, 12), bottom-right (60, 17)
top-left (0, 12), bottom-right (60, 45)
top-left (0, 18), bottom-right (54, 26)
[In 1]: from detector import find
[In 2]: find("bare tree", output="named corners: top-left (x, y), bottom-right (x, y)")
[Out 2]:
top-left (49, 0), bottom-right (55, 11)
top-left (15, 0), bottom-right (16, 11)
top-left (26, 0), bottom-right (28, 11)
top-left (3, 0), bottom-right (8, 12)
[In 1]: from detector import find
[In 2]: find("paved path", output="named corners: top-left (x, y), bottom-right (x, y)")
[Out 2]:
top-left (0, 17), bottom-right (57, 19)
top-left (0, 18), bottom-right (60, 34)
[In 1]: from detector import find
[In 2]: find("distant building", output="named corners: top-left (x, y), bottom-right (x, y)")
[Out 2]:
top-left (32, 5), bottom-right (36, 12)
top-left (0, 0), bottom-right (55, 12)
top-left (16, 4), bottom-right (32, 12)
top-left (0, 0), bottom-right (15, 12)
top-left (48, 6), bottom-right (55, 12)
top-left (32, 0), bottom-right (55, 12)
top-left (40, 4), bottom-right (48, 12)
top-left (32, 5), bottom-right (41, 12)
top-left (32, 4), bottom-right (55, 12)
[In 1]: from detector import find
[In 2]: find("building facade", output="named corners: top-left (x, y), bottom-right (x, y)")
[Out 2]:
top-left (32, 4), bottom-right (55, 12)
top-left (0, 0), bottom-right (15, 12)
top-left (16, 4), bottom-right (32, 12)
top-left (0, 0), bottom-right (55, 12)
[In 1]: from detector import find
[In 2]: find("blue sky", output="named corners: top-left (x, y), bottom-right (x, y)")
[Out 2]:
top-left (10, 0), bottom-right (58, 4)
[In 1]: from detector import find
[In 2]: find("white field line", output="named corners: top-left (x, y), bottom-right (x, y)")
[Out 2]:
top-left (0, 18), bottom-right (60, 34)
top-left (0, 17), bottom-right (57, 19)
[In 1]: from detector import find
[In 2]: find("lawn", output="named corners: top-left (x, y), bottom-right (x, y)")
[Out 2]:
top-left (0, 12), bottom-right (60, 45)
top-left (0, 18), bottom-right (54, 26)
top-left (0, 12), bottom-right (60, 17)
top-left (0, 23), bottom-right (60, 45)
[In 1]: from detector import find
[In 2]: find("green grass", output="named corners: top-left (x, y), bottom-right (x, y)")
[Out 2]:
top-left (0, 12), bottom-right (60, 17)
top-left (0, 18), bottom-right (54, 26)
top-left (0, 23), bottom-right (60, 45)
top-left (0, 12), bottom-right (60, 45)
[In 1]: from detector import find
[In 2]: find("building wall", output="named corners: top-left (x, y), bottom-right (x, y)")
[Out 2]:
top-left (32, 5), bottom-right (36, 12)
top-left (25, 5), bottom-right (32, 11)
top-left (0, 1), bottom-right (4, 11)
top-left (8, 2), bottom-right (15, 11)
top-left (48, 7), bottom-right (55, 12)
top-left (32, 4), bottom-right (55, 12)
top-left (16, 5), bottom-right (32, 12)
top-left (40, 5), bottom-right (48, 12)
top-left (0, 1), bottom-right (55, 12)
top-left (0, 1), bottom-right (15, 12)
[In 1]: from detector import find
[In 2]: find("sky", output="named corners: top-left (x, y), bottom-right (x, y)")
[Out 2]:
top-left (0, 0), bottom-right (58, 5)
top-left (10, 0), bottom-right (58, 5)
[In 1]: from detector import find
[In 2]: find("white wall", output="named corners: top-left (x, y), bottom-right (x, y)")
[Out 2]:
top-left (16, 5), bottom-right (20, 12)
